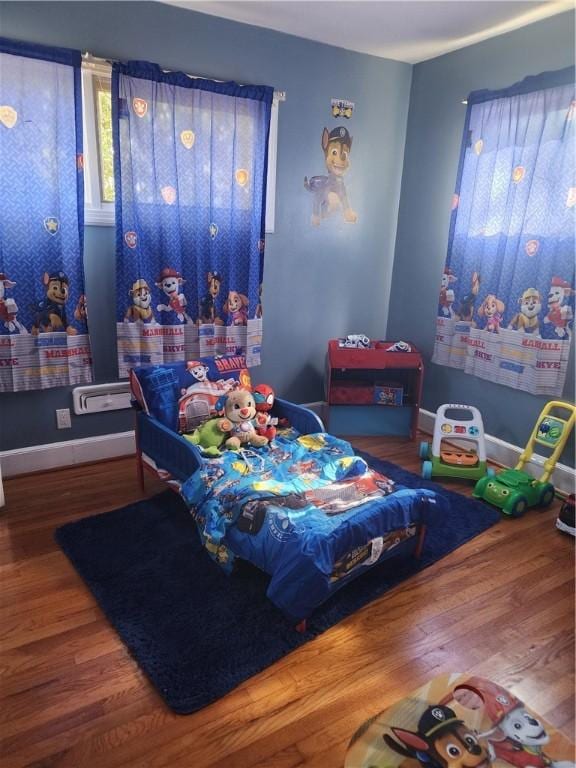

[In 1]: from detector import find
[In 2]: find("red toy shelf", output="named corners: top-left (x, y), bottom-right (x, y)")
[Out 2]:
top-left (327, 339), bottom-right (423, 370)
top-left (325, 340), bottom-right (424, 439)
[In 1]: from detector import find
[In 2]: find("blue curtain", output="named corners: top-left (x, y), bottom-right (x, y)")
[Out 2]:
top-left (433, 67), bottom-right (575, 396)
top-left (112, 61), bottom-right (273, 377)
top-left (0, 38), bottom-right (92, 392)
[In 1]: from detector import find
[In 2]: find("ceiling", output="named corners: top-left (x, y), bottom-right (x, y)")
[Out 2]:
top-left (162, 0), bottom-right (573, 63)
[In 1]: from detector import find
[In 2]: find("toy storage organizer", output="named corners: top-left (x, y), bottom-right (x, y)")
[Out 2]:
top-left (325, 340), bottom-right (424, 438)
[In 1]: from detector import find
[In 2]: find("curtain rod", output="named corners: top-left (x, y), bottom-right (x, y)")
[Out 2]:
top-left (82, 52), bottom-right (286, 101)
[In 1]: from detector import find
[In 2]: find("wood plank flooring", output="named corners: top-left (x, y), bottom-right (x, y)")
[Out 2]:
top-left (1, 435), bottom-right (574, 768)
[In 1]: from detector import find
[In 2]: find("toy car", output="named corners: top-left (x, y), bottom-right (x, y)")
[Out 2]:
top-left (338, 334), bottom-right (371, 349)
top-left (386, 341), bottom-right (412, 352)
top-left (473, 400), bottom-right (576, 517)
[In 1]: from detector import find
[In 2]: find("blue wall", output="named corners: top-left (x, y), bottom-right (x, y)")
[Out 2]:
top-left (1, 4), bottom-right (574, 464)
top-left (388, 11), bottom-right (575, 466)
top-left (0, 1), bottom-right (412, 450)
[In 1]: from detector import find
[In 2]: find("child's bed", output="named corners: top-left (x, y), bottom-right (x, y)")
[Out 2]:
top-left (131, 355), bottom-right (442, 621)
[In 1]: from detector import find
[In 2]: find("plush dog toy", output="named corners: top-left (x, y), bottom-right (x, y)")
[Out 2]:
top-left (217, 389), bottom-right (269, 450)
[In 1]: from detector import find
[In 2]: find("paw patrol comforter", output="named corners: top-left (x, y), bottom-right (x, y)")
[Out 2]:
top-left (182, 433), bottom-right (438, 619)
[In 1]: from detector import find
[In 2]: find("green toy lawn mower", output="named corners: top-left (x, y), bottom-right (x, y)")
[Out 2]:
top-left (473, 400), bottom-right (576, 517)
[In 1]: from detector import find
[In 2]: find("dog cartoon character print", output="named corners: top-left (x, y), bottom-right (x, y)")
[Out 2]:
top-left (508, 288), bottom-right (542, 336)
top-left (0, 273), bottom-right (27, 334)
top-left (224, 290), bottom-right (249, 326)
top-left (384, 705), bottom-right (492, 768)
top-left (155, 267), bottom-right (189, 324)
top-left (478, 294), bottom-right (505, 333)
top-left (304, 126), bottom-right (357, 226)
top-left (463, 677), bottom-right (575, 768)
top-left (32, 271), bottom-right (77, 335)
top-left (458, 272), bottom-right (481, 324)
top-left (199, 271), bottom-right (224, 325)
top-left (543, 277), bottom-right (574, 339)
top-left (345, 674), bottom-right (574, 768)
top-left (180, 360), bottom-right (210, 397)
top-left (124, 279), bottom-right (155, 324)
top-left (439, 269), bottom-right (458, 319)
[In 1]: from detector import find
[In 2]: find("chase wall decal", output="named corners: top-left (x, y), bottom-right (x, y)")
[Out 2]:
top-left (304, 126), bottom-right (357, 227)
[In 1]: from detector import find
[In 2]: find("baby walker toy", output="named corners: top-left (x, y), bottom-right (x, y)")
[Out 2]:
top-left (419, 403), bottom-right (490, 481)
top-left (473, 400), bottom-right (576, 517)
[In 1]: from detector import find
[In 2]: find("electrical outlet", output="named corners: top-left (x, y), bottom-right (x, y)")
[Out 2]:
top-left (56, 408), bottom-right (72, 429)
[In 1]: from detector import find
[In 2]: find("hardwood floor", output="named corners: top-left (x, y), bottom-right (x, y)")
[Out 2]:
top-left (1, 436), bottom-right (574, 768)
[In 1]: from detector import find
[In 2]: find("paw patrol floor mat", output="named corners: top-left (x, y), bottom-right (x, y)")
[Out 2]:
top-left (345, 673), bottom-right (575, 768)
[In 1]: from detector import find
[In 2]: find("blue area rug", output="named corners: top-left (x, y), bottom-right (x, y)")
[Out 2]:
top-left (55, 454), bottom-right (499, 714)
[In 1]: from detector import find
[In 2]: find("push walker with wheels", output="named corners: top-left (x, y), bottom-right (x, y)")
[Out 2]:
top-left (419, 403), bottom-right (491, 482)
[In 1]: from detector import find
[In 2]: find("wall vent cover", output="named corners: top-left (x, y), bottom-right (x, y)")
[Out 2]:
top-left (73, 382), bottom-right (132, 415)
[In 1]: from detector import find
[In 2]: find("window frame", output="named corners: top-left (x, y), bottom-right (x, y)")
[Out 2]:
top-left (81, 59), bottom-right (281, 232)
top-left (81, 61), bottom-right (115, 227)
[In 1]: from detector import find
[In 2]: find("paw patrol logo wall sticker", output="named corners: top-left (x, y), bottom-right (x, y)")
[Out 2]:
top-left (132, 98), bottom-right (148, 118)
top-left (566, 187), bottom-right (576, 207)
top-left (160, 186), bottom-right (177, 205)
top-left (0, 105), bottom-right (17, 129)
top-left (474, 139), bottom-right (484, 155)
top-left (43, 217), bottom-right (59, 235)
top-left (525, 239), bottom-right (540, 257)
top-left (124, 231), bottom-right (137, 249)
top-left (452, 194), bottom-right (460, 210)
top-left (209, 223), bottom-right (218, 239)
top-left (180, 130), bottom-right (195, 149)
top-left (257, 238), bottom-right (265, 253)
top-left (331, 98), bottom-right (354, 119)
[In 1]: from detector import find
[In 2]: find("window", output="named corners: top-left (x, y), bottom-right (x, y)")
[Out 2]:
top-left (432, 69), bottom-right (574, 397)
top-left (81, 61), bottom-right (115, 226)
top-left (81, 59), bottom-right (281, 232)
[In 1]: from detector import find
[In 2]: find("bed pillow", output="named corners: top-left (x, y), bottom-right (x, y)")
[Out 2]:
top-left (177, 356), bottom-right (251, 433)
top-left (130, 355), bottom-right (251, 433)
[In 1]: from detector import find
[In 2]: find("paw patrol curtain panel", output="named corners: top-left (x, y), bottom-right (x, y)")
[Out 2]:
top-left (0, 39), bottom-right (92, 392)
top-left (433, 67), bottom-right (575, 396)
top-left (112, 61), bottom-right (273, 377)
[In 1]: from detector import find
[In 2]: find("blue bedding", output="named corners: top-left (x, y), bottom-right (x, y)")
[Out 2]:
top-left (182, 432), bottom-right (439, 619)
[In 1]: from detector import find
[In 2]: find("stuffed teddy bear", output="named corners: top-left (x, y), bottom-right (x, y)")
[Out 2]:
top-left (220, 389), bottom-right (269, 450)
top-left (183, 416), bottom-right (232, 457)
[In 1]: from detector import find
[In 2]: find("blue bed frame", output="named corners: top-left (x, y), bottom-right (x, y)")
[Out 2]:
top-left (135, 397), bottom-right (325, 487)
top-left (133, 395), bottom-right (426, 631)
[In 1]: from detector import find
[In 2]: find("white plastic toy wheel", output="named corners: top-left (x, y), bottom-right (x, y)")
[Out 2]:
top-left (419, 441), bottom-right (430, 459)
top-left (422, 460), bottom-right (433, 480)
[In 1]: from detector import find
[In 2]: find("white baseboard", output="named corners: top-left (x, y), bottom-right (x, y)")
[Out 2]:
top-left (0, 431), bottom-right (135, 478)
top-left (2, 406), bottom-right (574, 496)
top-left (1, 405), bottom-right (325, 479)
top-left (419, 408), bottom-right (575, 496)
